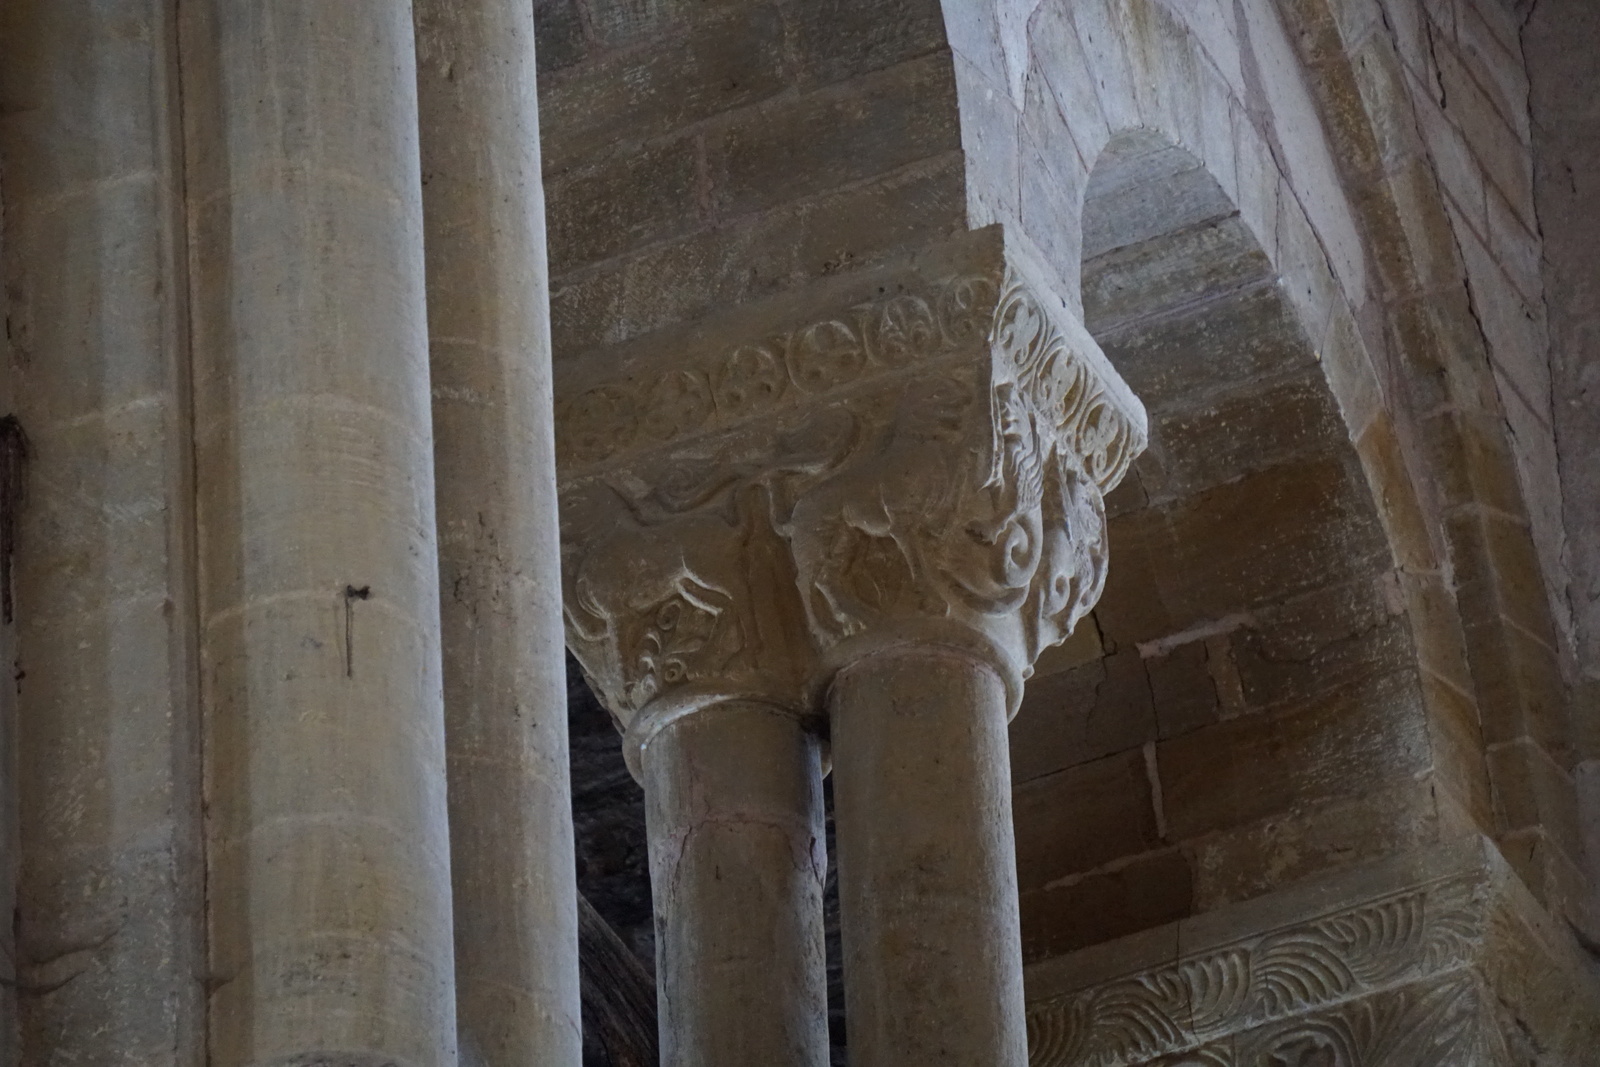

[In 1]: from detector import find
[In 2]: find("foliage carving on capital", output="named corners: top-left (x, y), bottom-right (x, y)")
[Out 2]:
top-left (781, 265), bottom-right (1145, 682)
top-left (561, 482), bottom-right (814, 733)
top-left (557, 231), bottom-right (1149, 728)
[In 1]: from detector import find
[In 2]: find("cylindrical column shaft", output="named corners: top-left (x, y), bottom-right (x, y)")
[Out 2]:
top-left (181, 3), bottom-right (457, 1063)
top-left (413, 0), bottom-right (581, 1062)
top-left (830, 647), bottom-right (1027, 1067)
top-left (641, 702), bottom-right (830, 1067)
top-left (0, 3), bottom-right (204, 1062)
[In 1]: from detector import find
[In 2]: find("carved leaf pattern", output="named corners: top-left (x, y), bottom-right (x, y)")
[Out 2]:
top-left (1028, 881), bottom-right (1481, 1067)
top-left (1042, 975), bottom-right (1482, 1067)
top-left (785, 268), bottom-right (1136, 662)
top-left (560, 262), bottom-right (1145, 726)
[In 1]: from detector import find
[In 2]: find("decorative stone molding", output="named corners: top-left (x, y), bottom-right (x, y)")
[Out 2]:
top-left (556, 227), bottom-right (1148, 762)
top-left (1023, 837), bottom-right (1600, 1067)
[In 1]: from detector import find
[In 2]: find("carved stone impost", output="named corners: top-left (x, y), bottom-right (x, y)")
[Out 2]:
top-left (557, 227), bottom-right (1148, 768)
top-left (1022, 836), bottom-right (1600, 1066)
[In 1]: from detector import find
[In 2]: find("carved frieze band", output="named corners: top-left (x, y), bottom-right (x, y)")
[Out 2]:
top-left (1026, 874), bottom-right (1484, 1067)
top-left (555, 263), bottom-right (1145, 495)
top-left (557, 272), bottom-right (1001, 476)
top-left (1089, 972), bottom-right (1499, 1067)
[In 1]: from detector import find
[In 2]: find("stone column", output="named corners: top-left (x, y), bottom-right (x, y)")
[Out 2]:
top-left (412, 2), bottom-right (582, 1063)
top-left (0, 3), bottom-right (204, 1063)
top-left (641, 700), bottom-right (828, 1066)
top-left (774, 252), bottom-right (1142, 1067)
top-left (556, 229), bottom-right (1145, 1066)
top-left (564, 480), bottom-right (830, 1066)
top-left (180, 4), bottom-right (457, 1063)
top-left (828, 649), bottom-right (1023, 1064)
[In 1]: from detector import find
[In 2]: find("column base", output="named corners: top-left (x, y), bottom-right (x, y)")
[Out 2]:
top-left (1025, 836), bottom-right (1600, 1065)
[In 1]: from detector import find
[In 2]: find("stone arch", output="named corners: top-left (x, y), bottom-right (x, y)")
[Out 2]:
top-left (942, 0), bottom-right (1583, 932)
top-left (1270, 0), bottom-right (1584, 920)
top-left (1006, 124), bottom-right (1493, 962)
top-left (932, 0), bottom-right (1522, 966)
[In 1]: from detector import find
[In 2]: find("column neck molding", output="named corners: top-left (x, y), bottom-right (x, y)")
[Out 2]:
top-left (559, 227), bottom-right (1148, 753)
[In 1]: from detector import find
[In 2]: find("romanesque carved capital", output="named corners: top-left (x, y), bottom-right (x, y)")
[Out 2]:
top-left (779, 254), bottom-right (1146, 703)
top-left (557, 227), bottom-right (1148, 756)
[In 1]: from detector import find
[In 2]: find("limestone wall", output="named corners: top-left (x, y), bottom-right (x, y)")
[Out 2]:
top-left (1524, 0), bottom-right (1600, 930)
top-left (534, 1), bottom-right (1599, 1050)
top-left (534, 0), bottom-right (967, 357)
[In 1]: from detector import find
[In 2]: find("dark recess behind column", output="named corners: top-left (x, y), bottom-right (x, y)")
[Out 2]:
top-left (567, 656), bottom-right (849, 1064)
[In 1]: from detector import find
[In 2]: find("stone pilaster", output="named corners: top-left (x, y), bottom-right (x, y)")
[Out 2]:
top-left (557, 226), bottom-right (1148, 1065)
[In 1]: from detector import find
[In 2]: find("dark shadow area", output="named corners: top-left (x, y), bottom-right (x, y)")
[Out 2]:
top-left (568, 654), bottom-right (850, 1064)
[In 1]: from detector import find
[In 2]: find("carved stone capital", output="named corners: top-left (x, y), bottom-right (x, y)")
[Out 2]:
top-left (557, 228), bottom-right (1148, 757)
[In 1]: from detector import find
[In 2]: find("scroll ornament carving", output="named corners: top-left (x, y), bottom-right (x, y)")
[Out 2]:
top-left (1130, 973), bottom-right (1488, 1067)
top-left (561, 482), bottom-right (814, 739)
top-left (560, 255), bottom-right (1148, 743)
top-left (1026, 876), bottom-right (1482, 1067)
top-left (783, 268), bottom-right (1145, 690)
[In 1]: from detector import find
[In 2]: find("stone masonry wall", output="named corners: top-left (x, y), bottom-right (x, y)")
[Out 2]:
top-left (534, 0), bottom-right (967, 359)
top-left (1385, 0), bottom-right (1567, 663)
top-left (1523, 0), bottom-right (1600, 928)
top-left (534, 0), bottom-right (1599, 1049)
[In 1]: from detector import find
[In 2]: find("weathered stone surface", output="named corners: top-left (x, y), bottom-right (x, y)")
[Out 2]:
top-left (1013, 749), bottom-right (1160, 891)
top-left (547, 137), bottom-right (702, 271)
top-left (4, 0), bottom-right (1599, 1063)
top-left (181, 4), bottom-right (457, 1061)
top-left (1158, 670), bottom-right (1432, 841)
top-left (558, 227), bottom-right (1146, 726)
top-left (550, 153), bottom-right (969, 354)
top-left (0, 5), bottom-right (203, 1063)
top-left (539, 6), bottom-right (789, 176)
top-left (1010, 648), bottom-right (1158, 782)
top-left (416, 1), bottom-right (583, 1060)
top-left (556, 223), bottom-right (1146, 1067)
top-left (705, 54), bottom-right (961, 219)
top-left (1019, 849), bottom-right (1194, 963)
top-left (1025, 837), bottom-right (1600, 1066)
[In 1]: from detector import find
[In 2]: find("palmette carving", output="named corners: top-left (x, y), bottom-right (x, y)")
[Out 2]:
top-left (1026, 876), bottom-right (1484, 1067)
top-left (1127, 975), bottom-right (1487, 1066)
top-left (558, 235), bottom-right (1147, 746)
top-left (556, 274), bottom-right (998, 474)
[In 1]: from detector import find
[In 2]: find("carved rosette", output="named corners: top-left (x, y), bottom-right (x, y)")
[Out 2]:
top-left (557, 228), bottom-right (1148, 762)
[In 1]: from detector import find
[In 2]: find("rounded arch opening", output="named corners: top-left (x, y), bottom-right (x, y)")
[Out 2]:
top-left (1009, 131), bottom-right (1451, 965)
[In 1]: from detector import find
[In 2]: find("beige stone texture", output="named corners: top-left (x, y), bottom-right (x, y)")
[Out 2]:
top-left (180, 3), bottom-right (456, 1062)
top-left (1525, 0), bottom-right (1600, 931)
top-left (0, 4), bottom-right (204, 1062)
top-left (1025, 836), bottom-right (1600, 1065)
top-left (642, 702), bottom-right (828, 1067)
top-left (414, 0), bottom-right (582, 1062)
top-left (558, 224), bottom-right (1147, 1063)
top-left (832, 649), bottom-right (1028, 1067)
top-left (1, 0), bottom-right (1598, 1060)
